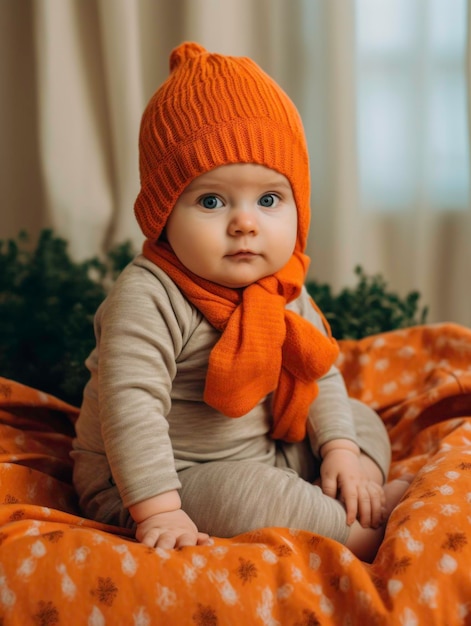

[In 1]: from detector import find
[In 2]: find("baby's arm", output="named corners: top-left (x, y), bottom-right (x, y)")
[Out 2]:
top-left (320, 438), bottom-right (385, 528)
top-left (130, 490), bottom-right (210, 549)
top-left (287, 288), bottom-right (389, 528)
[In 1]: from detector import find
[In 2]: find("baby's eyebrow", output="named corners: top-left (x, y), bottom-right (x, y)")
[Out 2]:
top-left (263, 179), bottom-right (291, 190)
top-left (183, 175), bottom-right (292, 194)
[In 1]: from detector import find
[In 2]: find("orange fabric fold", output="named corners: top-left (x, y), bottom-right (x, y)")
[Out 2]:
top-left (143, 241), bottom-right (339, 442)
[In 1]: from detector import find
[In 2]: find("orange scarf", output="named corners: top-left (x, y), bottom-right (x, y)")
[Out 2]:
top-left (143, 240), bottom-right (339, 442)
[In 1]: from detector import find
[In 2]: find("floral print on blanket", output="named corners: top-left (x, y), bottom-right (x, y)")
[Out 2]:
top-left (1, 322), bottom-right (471, 625)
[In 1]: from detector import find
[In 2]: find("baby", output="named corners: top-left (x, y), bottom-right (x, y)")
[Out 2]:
top-left (72, 42), bottom-right (409, 562)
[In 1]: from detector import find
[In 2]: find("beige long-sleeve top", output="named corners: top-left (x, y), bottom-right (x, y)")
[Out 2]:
top-left (73, 255), bottom-right (357, 510)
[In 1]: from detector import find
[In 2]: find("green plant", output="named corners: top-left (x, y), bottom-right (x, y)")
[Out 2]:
top-left (0, 230), bottom-right (134, 406)
top-left (0, 230), bottom-right (428, 406)
top-left (306, 266), bottom-right (428, 340)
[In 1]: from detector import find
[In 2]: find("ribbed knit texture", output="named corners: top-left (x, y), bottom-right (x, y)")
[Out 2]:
top-left (135, 42), bottom-right (339, 442)
top-left (134, 42), bottom-right (310, 250)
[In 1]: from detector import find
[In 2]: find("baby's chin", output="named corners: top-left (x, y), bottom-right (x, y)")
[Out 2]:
top-left (221, 267), bottom-right (296, 289)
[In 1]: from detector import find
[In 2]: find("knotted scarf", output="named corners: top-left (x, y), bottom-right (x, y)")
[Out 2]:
top-left (143, 240), bottom-right (339, 442)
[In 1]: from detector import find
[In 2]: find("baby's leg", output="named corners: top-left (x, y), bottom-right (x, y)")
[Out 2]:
top-left (179, 459), bottom-right (411, 562)
top-left (178, 460), bottom-right (351, 544)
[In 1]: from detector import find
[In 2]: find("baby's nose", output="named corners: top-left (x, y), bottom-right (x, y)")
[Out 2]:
top-left (228, 207), bottom-right (259, 235)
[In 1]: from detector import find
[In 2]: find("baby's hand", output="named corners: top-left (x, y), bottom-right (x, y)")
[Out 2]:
top-left (130, 491), bottom-right (210, 549)
top-left (135, 508), bottom-right (210, 549)
top-left (320, 443), bottom-right (385, 528)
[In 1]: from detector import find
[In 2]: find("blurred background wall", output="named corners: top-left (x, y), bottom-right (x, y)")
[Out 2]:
top-left (1, 0), bottom-right (470, 326)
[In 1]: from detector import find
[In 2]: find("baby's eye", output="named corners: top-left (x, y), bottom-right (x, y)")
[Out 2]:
top-left (258, 194), bottom-right (279, 208)
top-left (200, 195), bottom-right (223, 209)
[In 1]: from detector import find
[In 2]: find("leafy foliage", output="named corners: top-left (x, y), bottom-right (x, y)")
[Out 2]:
top-left (306, 266), bottom-right (428, 340)
top-left (0, 230), bottom-right (428, 406)
top-left (0, 230), bottom-right (134, 406)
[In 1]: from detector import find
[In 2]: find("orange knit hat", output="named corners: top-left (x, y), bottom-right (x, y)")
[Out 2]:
top-left (134, 42), bottom-right (311, 252)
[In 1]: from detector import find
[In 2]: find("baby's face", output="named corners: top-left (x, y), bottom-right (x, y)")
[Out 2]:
top-left (165, 164), bottom-right (298, 288)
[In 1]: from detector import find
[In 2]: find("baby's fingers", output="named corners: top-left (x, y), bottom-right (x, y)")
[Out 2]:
top-left (156, 531), bottom-right (179, 549)
top-left (342, 488), bottom-right (360, 526)
top-left (175, 532), bottom-right (204, 548)
top-left (158, 531), bottom-right (208, 549)
top-left (357, 483), bottom-right (385, 528)
top-left (138, 527), bottom-right (163, 548)
top-left (356, 488), bottom-right (373, 527)
top-left (196, 532), bottom-right (211, 546)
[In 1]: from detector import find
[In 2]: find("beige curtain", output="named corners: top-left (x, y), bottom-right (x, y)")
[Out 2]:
top-left (0, 0), bottom-right (307, 259)
top-left (1, 0), bottom-right (470, 326)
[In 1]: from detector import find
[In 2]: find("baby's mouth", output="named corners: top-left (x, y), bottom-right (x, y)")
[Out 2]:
top-left (226, 249), bottom-right (258, 258)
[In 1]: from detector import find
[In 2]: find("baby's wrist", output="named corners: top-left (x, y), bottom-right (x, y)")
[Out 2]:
top-left (130, 490), bottom-right (181, 524)
top-left (320, 438), bottom-right (360, 459)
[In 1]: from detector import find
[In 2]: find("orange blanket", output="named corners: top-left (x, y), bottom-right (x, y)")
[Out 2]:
top-left (1, 322), bottom-right (471, 625)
